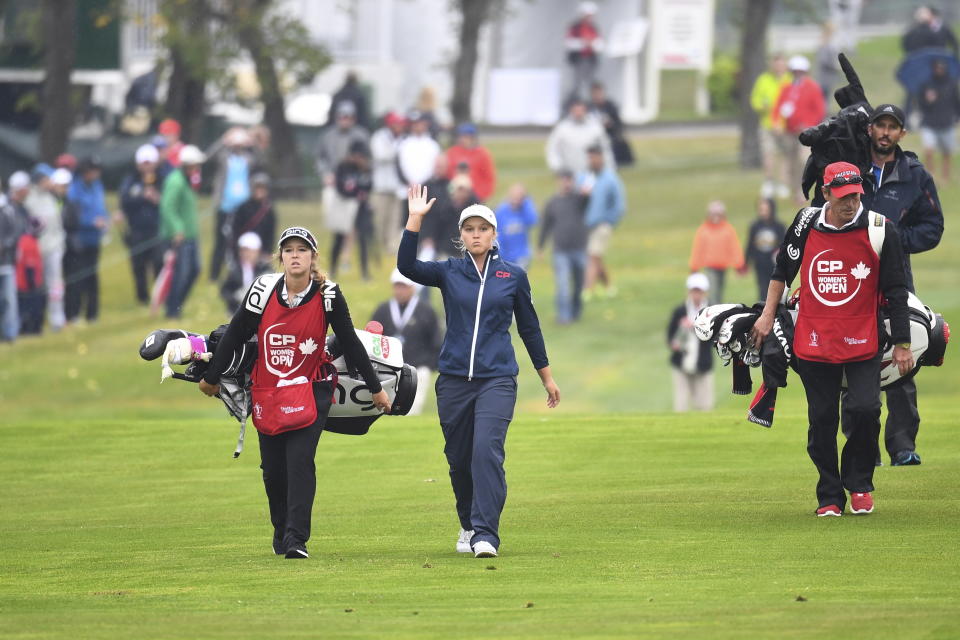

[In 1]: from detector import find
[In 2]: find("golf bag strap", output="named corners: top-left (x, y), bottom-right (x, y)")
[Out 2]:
top-left (867, 210), bottom-right (885, 258)
top-left (234, 416), bottom-right (247, 458)
top-left (244, 273), bottom-right (283, 314)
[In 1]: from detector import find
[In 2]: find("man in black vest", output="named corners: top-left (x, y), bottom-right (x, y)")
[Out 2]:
top-left (752, 162), bottom-right (914, 517)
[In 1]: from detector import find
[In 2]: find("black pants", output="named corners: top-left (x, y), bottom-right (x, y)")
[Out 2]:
top-left (841, 375), bottom-right (920, 460)
top-left (797, 355), bottom-right (881, 509)
top-left (63, 245), bottom-right (100, 322)
top-left (208, 209), bottom-right (232, 281)
top-left (128, 239), bottom-right (163, 304)
top-left (256, 382), bottom-right (332, 550)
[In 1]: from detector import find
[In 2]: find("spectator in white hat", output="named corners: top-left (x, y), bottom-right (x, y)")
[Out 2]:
top-left (666, 273), bottom-right (714, 412)
top-left (119, 144), bottom-right (164, 305)
top-left (25, 164), bottom-right (66, 330)
top-left (772, 54), bottom-right (826, 203)
top-left (370, 268), bottom-right (442, 415)
top-left (219, 231), bottom-right (271, 314)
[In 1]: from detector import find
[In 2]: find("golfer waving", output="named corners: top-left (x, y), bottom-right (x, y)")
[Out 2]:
top-left (399, 185), bottom-right (560, 558)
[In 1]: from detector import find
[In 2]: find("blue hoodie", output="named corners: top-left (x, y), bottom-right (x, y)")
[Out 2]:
top-left (398, 229), bottom-right (548, 379)
top-left (494, 196), bottom-right (538, 263)
top-left (67, 178), bottom-right (108, 249)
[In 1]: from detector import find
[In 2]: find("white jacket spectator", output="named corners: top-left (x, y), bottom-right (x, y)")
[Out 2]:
top-left (545, 100), bottom-right (613, 174)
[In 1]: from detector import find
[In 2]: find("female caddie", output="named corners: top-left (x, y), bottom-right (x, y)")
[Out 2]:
top-left (199, 227), bottom-right (391, 559)
top-left (399, 185), bottom-right (561, 558)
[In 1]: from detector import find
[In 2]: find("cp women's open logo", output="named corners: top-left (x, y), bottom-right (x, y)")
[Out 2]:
top-left (806, 249), bottom-right (872, 307)
top-left (262, 322), bottom-right (317, 377)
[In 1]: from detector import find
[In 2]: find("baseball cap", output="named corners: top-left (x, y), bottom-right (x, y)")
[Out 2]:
top-left (51, 168), bottom-right (72, 186)
top-left (390, 268), bottom-right (415, 286)
top-left (32, 163), bottom-right (54, 180)
top-left (55, 153), bottom-right (77, 170)
top-left (458, 204), bottom-right (497, 230)
top-left (335, 101), bottom-right (356, 117)
top-left (78, 155), bottom-right (102, 172)
top-left (870, 103), bottom-right (906, 127)
top-left (384, 111), bottom-right (406, 127)
top-left (251, 172), bottom-right (271, 187)
top-left (788, 55), bottom-right (810, 72)
top-left (823, 161), bottom-right (865, 198)
top-left (151, 134), bottom-right (169, 149)
top-left (135, 144), bottom-right (159, 164)
top-left (456, 123), bottom-right (478, 136)
top-left (158, 118), bottom-right (181, 137)
top-left (237, 231), bottom-right (263, 251)
top-left (8, 171), bottom-right (30, 191)
top-left (278, 226), bottom-right (318, 251)
top-left (686, 273), bottom-right (710, 292)
top-left (178, 144), bottom-right (205, 165)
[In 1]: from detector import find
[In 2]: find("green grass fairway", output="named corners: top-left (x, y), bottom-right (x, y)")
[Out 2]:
top-left (2, 38), bottom-right (960, 634)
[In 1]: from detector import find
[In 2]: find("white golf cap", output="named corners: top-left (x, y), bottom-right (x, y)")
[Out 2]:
top-left (458, 204), bottom-right (497, 230)
top-left (687, 273), bottom-right (710, 292)
top-left (579, 1), bottom-right (598, 15)
top-left (51, 168), bottom-right (72, 186)
top-left (788, 55), bottom-right (810, 72)
top-left (135, 144), bottom-right (159, 165)
top-left (8, 171), bottom-right (30, 190)
top-left (178, 144), bottom-right (206, 165)
top-left (390, 268), bottom-right (415, 286)
top-left (237, 231), bottom-right (263, 251)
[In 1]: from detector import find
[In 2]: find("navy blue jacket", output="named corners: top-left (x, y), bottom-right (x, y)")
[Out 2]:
top-left (860, 148), bottom-right (944, 293)
top-left (398, 229), bottom-right (548, 379)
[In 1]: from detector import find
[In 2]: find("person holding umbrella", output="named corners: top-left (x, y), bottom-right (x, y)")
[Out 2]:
top-left (398, 185), bottom-right (560, 558)
top-left (199, 226), bottom-right (391, 559)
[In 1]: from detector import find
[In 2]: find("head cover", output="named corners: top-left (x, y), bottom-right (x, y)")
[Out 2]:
top-left (278, 226), bottom-right (318, 251)
top-left (870, 103), bottom-right (906, 128)
top-left (336, 100), bottom-right (356, 117)
top-left (456, 122), bottom-right (478, 136)
top-left (158, 118), bottom-right (182, 137)
top-left (823, 161), bottom-right (865, 198)
top-left (178, 145), bottom-right (205, 165)
top-left (390, 268), bottom-right (415, 286)
top-left (407, 109), bottom-right (426, 123)
top-left (55, 153), bottom-right (77, 170)
top-left (51, 168), bottom-right (72, 186)
top-left (32, 163), bottom-right (54, 180)
top-left (251, 172), bottom-right (271, 187)
top-left (8, 171), bottom-right (30, 191)
top-left (458, 204), bottom-right (497, 230)
top-left (151, 134), bottom-right (169, 149)
top-left (135, 144), bottom-right (160, 165)
top-left (579, 1), bottom-right (597, 15)
top-left (78, 155), bottom-right (102, 173)
top-left (224, 127), bottom-right (253, 147)
top-left (237, 231), bottom-right (263, 251)
top-left (788, 55), bottom-right (810, 72)
top-left (686, 273), bottom-right (710, 292)
top-left (384, 111), bottom-right (406, 127)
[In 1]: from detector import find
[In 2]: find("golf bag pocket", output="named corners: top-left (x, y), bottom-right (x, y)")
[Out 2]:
top-left (251, 381), bottom-right (317, 436)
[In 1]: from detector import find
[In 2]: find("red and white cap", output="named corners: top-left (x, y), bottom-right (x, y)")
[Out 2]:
top-left (822, 161), bottom-right (864, 198)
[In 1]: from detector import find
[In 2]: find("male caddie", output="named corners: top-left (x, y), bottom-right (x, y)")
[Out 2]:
top-left (751, 161), bottom-right (914, 517)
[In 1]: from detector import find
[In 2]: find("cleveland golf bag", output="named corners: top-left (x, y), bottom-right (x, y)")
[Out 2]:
top-left (139, 322), bottom-right (418, 456)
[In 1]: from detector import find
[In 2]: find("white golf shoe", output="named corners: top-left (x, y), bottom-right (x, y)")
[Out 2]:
top-left (456, 528), bottom-right (474, 553)
top-left (473, 540), bottom-right (498, 558)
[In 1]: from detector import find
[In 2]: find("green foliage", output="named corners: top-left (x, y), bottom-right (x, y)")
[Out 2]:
top-left (254, 11), bottom-right (331, 92)
top-left (707, 53), bottom-right (739, 114)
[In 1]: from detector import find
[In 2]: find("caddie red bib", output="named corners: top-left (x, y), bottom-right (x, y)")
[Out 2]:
top-left (794, 226), bottom-right (880, 363)
top-left (251, 284), bottom-right (330, 435)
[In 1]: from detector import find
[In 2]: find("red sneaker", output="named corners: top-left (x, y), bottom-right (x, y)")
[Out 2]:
top-left (816, 504), bottom-right (842, 517)
top-left (850, 492), bottom-right (874, 514)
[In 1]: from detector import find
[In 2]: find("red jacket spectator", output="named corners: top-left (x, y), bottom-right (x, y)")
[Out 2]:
top-left (445, 124), bottom-right (496, 202)
top-left (16, 232), bottom-right (43, 292)
top-left (772, 60), bottom-right (826, 134)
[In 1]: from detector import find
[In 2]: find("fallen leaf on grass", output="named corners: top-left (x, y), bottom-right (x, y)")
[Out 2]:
top-left (423, 478), bottom-right (436, 483)
top-left (795, 595), bottom-right (807, 602)
top-left (422, 563), bottom-right (432, 568)
top-left (486, 565), bottom-right (497, 570)
top-left (344, 608), bottom-right (354, 613)
top-left (524, 602), bottom-right (534, 608)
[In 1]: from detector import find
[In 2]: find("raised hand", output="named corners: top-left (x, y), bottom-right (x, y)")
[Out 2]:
top-left (407, 184), bottom-right (437, 218)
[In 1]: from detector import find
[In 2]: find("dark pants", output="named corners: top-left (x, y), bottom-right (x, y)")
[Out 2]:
top-left (63, 245), bottom-right (100, 322)
top-left (208, 209), bottom-right (232, 281)
top-left (165, 240), bottom-right (200, 318)
top-left (797, 355), bottom-right (881, 509)
top-left (128, 238), bottom-right (163, 304)
top-left (436, 374), bottom-right (517, 550)
top-left (841, 371), bottom-right (921, 460)
top-left (256, 381), bottom-right (332, 551)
